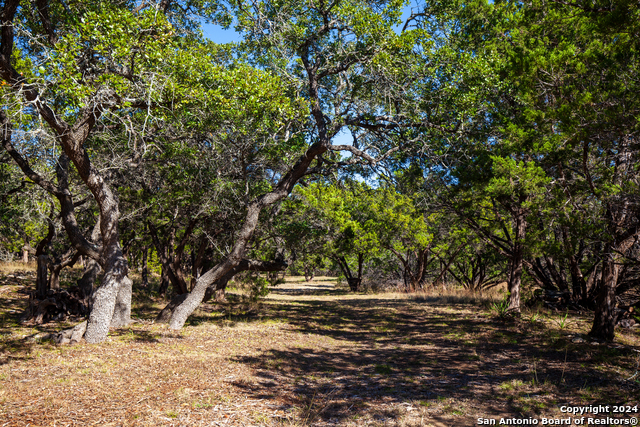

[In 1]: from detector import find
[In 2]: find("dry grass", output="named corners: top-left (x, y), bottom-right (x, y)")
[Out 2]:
top-left (1, 269), bottom-right (639, 426)
top-left (0, 261), bottom-right (36, 274)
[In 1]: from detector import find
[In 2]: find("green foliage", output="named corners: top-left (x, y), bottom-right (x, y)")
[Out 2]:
top-left (235, 274), bottom-right (271, 301)
top-left (490, 294), bottom-right (512, 320)
top-left (249, 276), bottom-right (271, 301)
top-left (296, 181), bottom-right (383, 262)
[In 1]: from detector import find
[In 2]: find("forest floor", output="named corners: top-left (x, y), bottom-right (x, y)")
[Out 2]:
top-left (1, 267), bottom-right (639, 426)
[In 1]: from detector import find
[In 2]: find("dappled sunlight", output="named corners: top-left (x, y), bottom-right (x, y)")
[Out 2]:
top-left (1, 273), bottom-right (639, 426)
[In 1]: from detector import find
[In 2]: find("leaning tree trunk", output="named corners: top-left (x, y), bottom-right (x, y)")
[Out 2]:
top-left (335, 256), bottom-right (360, 292)
top-left (155, 293), bottom-right (189, 323)
top-left (204, 270), bottom-right (235, 303)
top-left (167, 211), bottom-right (260, 330)
top-left (158, 258), bottom-right (287, 323)
top-left (167, 138), bottom-right (326, 330)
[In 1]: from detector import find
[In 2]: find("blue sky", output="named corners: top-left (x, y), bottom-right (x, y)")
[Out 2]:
top-left (201, 23), bottom-right (241, 44)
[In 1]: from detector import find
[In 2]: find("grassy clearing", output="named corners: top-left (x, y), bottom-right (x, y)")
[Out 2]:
top-left (1, 270), bottom-right (639, 426)
top-left (0, 261), bottom-right (36, 274)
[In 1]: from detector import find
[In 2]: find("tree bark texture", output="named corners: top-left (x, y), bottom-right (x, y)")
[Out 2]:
top-left (84, 248), bottom-right (130, 343)
top-left (110, 275), bottom-right (132, 328)
top-left (36, 255), bottom-right (49, 299)
top-left (507, 208), bottom-right (527, 313)
top-left (589, 234), bottom-right (637, 341)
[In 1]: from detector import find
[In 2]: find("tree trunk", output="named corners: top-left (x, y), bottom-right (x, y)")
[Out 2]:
top-left (78, 257), bottom-right (101, 300)
top-left (190, 237), bottom-right (207, 291)
top-left (78, 218), bottom-right (102, 300)
top-left (48, 264), bottom-right (61, 291)
top-left (158, 258), bottom-right (287, 322)
top-left (589, 234), bottom-right (636, 341)
top-left (36, 255), bottom-right (49, 299)
top-left (22, 247), bottom-right (29, 263)
top-left (156, 293), bottom-right (188, 323)
top-left (507, 209), bottom-right (527, 313)
top-left (415, 248), bottom-right (430, 290)
top-left (202, 270), bottom-right (234, 303)
top-left (110, 276), bottom-right (132, 328)
top-left (303, 262), bottom-right (314, 281)
top-left (159, 265), bottom-right (170, 296)
top-left (34, 216), bottom-right (55, 299)
top-left (432, 246), bottom-right (463, 290)
top-left (589, 245), bottom-right (619, 341)
top-left (141, 246), bottom-right (149, 288)
top-left (335, 256), bottom-right (361, 291)
top-left (149, 224), bottom-right (189, 295)
top-left (171, 219), bottom-right (197, 295)
top-left (546, 256), bottom-right (569, 293)
top-left (84, 248), bottom-right (130, 343)
top-left (343, 254), bottom-right (363, 292)
top-left (508, 252), bottom-right (522, 313)
top-left (347, 278), bottom-right (361, 292)
top-left (568, 254), bottom-right (587, 302)
top-left (167, 206), bottom-right (293, 331)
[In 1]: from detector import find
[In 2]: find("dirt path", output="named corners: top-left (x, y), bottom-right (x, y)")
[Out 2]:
top-left (1, 275), bottom-right (639, 426)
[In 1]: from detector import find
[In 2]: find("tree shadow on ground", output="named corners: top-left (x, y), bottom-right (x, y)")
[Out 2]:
top-left (230, 291), bottom-right (640, 425)
top-left (109, 327), bottom-right (161, 343)
top-left (0, 321), bottom-right (60, 364)
top-left (270, 283), bottom-right (351, 297)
